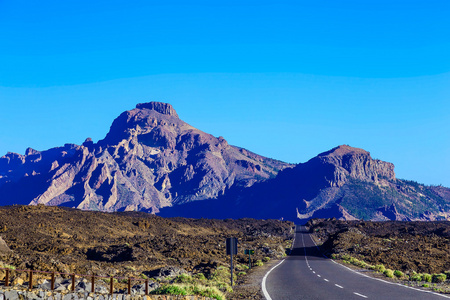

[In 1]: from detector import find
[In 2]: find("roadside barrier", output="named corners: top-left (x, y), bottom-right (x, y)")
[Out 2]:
top-left (0, 266), bottom-right (150, 295)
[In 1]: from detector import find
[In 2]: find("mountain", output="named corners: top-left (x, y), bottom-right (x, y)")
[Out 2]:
top-left (1, 102), bottom-right (449, 222)
top-left (0, 102), bottom-right (292, 212)
top-left (159, 145), bottom-right (450, 222)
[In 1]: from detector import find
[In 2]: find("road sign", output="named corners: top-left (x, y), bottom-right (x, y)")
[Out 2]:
top-left (226, 237), bottom-right (238, 255)
top-left (244, 249), bottom-right (255, 255)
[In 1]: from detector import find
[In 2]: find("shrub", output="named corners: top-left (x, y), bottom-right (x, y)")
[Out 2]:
top-left (194, 273), bottom-right (206, 281)
top-left (263, 257), bottom-right (271, 262)
top-left (238, 272), bottom-right (246, 276)
top-left (374, 264), bottom-right (386, 273)
top-left (151, 285), bottom-right (187, 296)
top-left (423, 284), bottom-right (429, 288)
top-left (255, 260), bottom-right (264, 267)
top-left (410, 273), bottom-right (423, 282)
top-left (383, 269), bottom-right (394, 278)
top-left (422, 273), bottom-right (432, 283)
top-left (174, 273), bottom-right (192, 284)
top-left (393, 270), bottom-right (404, 278)
top-left (432, 274), bottom-right (447, 283)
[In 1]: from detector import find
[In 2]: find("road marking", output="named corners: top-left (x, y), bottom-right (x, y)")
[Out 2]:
top-left (354, 292), bottom-right (368, 298)
top-left (317, 275), bottom-right (321, 277)
top-left (262, 259), bottom-right (285, 300)
top-left (313, 271), bottom-right (315, 274)
top-left (262, 225), bottom-right (297, 300)
top-left (305, 227), bottom-right (450, 299)
top-left (324, 279), bottom-right (329, 282)
top-left (335, 284), bottom-right (343, 289)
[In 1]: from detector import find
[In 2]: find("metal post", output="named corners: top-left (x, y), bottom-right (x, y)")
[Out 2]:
top-left (145, 279), bottom-right (149, 295)
top-left (230, 252), bottom-right (233, 287)
top-left (128, 277), bottom-right (131, 294)
top-left (5, 269), bottom-right (9, 287)
top-left (51, 272), bottom-right (55, 290)
top-left (91, 275), bottom-right (95, 293)
top-left (71, 274), bottom-right (75, 291)
top-left (249, 252), bottom-right (251, 269)
top-left (29, 270), bottom-right (33, 290)
top-left (110, 276), bottom-right (113, 295)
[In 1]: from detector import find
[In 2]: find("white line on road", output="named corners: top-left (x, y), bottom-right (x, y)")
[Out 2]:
top-left (354, 292), bottom-right (368, 298)
top-left (317, 275), bottom-right (321, 277)
top-left (335, 284), bottom-right (343, 289)
top-left (261, 259), bottom-right (285, 300)
top-left (324, 279), bottom-right (329, 282)
top-left (262, 225), bottom-right (297, 300)
top-left (313, 271), bottom-right (315, 274)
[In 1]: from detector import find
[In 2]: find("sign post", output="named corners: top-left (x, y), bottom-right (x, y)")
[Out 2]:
top-left (226, 237), bottom-right (238, 287)
top-left (244, 249), bottom-right (255, 269)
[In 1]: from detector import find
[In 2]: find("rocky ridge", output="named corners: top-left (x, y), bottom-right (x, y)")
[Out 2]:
top-left (159, 145), bottom-right (450, 222)
top-left (0, 102), bottom-right (291, 213)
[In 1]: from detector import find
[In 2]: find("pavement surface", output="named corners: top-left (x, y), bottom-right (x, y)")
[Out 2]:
top-left (263, 226), bottom-right (450, 300)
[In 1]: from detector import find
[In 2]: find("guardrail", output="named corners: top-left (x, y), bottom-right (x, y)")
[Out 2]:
top-left (0, 267), bottom-right (150, 295)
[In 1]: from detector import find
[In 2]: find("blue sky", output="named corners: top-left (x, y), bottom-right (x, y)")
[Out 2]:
top-left (0, 1), bottom-right (449, 186)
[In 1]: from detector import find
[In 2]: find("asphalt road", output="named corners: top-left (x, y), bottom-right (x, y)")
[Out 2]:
top-left (263, 226), bottom-right (449, 300)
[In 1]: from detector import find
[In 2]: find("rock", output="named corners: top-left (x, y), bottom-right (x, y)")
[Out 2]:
top-left (4, 291), bottom-right (19, 300)
top-left (13, 277), bottom-right (24, 286)
top-left (156, 266), bottom-right (188, 278)
top-left (0, 236), bottom-right (11, 254)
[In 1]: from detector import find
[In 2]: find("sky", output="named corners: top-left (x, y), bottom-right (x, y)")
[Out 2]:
top-left (0, 0), bottom-right (449, 187)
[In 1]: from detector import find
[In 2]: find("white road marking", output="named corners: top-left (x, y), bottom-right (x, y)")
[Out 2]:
top-left (354, 292), bottom-right (368, 298)
top-left (306, 227), bottom-right (450, 299)
top-left (262, 225), bottom-right (297, 300)
top-left (324, 279), bottom-right (329, 282)
top-left (335, 284), bottom-right (343, 289)
top-left (313, 271), bottom-right (315, 274)
top-left (262, 259), bottom-right (285, 300)
top-left (317, 275), bottom-right (321, 277)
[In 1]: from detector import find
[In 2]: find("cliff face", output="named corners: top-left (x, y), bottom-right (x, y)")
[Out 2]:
top-left (0, 102), bottom-right (292, 212)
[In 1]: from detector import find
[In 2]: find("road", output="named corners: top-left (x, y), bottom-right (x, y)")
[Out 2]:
top-left (263, 226), bottom-right (449, 300)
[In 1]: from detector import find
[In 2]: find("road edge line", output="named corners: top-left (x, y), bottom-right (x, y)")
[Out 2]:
top-left (261, 225), bottom-right (296, 299)
top-left (262, 259), bottom-right (285, 300)
top-left (308, 228), bottom-right (450, 299)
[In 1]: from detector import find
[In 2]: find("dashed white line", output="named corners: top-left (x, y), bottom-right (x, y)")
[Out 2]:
top-left (335, 284), bottom-right (343, 289)
top-left (312, 271), bottom-right (315, 274)
top-left (317, 275), bottom-right (321, 278)
top-left (354, 292), bottom-right (368, 298)
top-left (324, 279), bottom-right (329, 282)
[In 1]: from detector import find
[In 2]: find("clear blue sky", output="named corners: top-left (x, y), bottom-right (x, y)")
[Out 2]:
top-left (0, 1), bottom-right (449, 187)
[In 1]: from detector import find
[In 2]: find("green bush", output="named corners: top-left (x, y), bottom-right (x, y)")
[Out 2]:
top-left (194, 273), bottom-right (206, 281)
top-left (151, 285), bottom-right (187, 296)
top-left (383, 269), bottom-right (394, 278)
top-left (238, 272), bottom-right (246, 276)
top-left (174, 273), bottom-right (193, 284)
top-left (432, 274), bottom-right (447, 283)
top-left (255, 260), bottom-right (264, 267)
top-left (422, 273), bottom-right (432, 283)
top-left (263, 257), bottom-right (271, 262)
top-left (410, 273), bottom-right (423, 281)
top-left (393, 270), bottom-right (404, 278)
top-left (374, 264), bottom-right (386, 273)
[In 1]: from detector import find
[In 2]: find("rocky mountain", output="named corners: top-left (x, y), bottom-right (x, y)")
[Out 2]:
top-left (1, 102), bottom-right (449, 222)
top-left (159, 145), bottom-right (450, 222)
top-left (0, 102), bottom-right (291, 212)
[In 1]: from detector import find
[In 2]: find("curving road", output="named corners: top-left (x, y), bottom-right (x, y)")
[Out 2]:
top-left (263, 226), bottom-right (449, 300)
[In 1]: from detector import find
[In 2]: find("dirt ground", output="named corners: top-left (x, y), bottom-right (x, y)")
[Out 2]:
top-left (0, 205), bottom-right (294, 297)
top-left (307, 218), bottom-right (450, 275)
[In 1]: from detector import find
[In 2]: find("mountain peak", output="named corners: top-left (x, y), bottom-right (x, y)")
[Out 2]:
top-left (136, 102), bottom-right (179, 118)
top-left (318, 145), bottom-right (369, 158)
